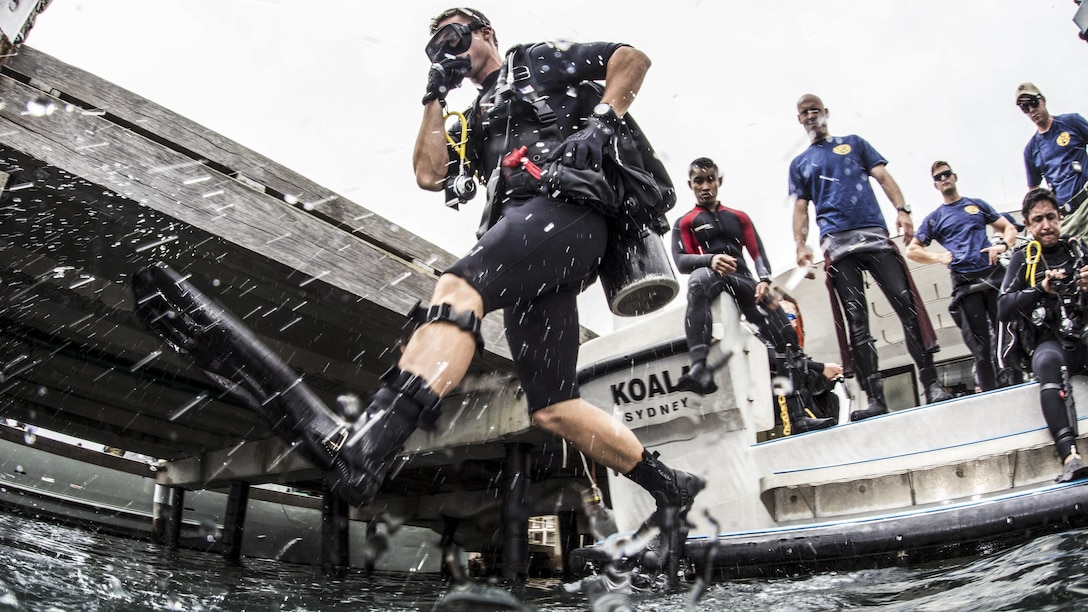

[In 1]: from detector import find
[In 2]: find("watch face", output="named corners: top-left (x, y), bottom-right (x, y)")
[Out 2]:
top-left (899, 205), bottom-right (911, 213)
top-left (593, 103), bottom-right (612, 116)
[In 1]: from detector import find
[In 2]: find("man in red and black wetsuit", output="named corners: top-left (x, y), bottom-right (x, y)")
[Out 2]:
top-left (672, 157), bottom-right (839, 432)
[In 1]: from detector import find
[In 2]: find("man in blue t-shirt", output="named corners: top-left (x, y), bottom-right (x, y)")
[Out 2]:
top-left (906, 161), bottom-right (1020, 392)
top-left (1018, 83), bottom-right (1088, 215)
top-left (790, 94), bottom-right (951, 421)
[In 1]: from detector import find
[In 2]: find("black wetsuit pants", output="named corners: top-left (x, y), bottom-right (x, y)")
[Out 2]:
top-left (684, 267), bottom-right (800, 368)
top-left (948, 267), bottom-right (1003, 392)
top-left (445, 196), bottom-right (608, 412)
top-left (827, 250), bottom-right (939, 391)
top-left (1032, 337), bottom-right (1088, 460)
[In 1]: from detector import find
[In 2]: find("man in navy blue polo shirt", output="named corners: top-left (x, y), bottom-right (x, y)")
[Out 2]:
top-left (1018, 83), bottom-right (1088, 238)
top-left (906, 161), bottom-right (1020, 392)
top-left (790, 94), bottom-right (951, 422)
top-left (1019, 83), bottom-right (1088, 214)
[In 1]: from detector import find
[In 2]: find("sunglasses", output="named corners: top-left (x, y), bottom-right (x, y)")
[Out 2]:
top-left (932, 170), bottom-right (954, 182)
top-left (1018, 96), bottom-right (1042, 113)
top-left (425, 21), bottom-right (486, 62)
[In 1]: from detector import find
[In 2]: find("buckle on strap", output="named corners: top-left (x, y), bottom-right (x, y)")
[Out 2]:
top-left (324, 427), bottom-right (350, 453)
top-left (511, 65), bottom-right (530, 82)
top-left (1065, 186), bottom-right (1088, 213)
top-left (407, 300), bottom-right (485, 356)
top-left (379, 365), bottom-right (443, 431)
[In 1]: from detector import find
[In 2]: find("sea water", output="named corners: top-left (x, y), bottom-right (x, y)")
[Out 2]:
top-left (2, 510), bottom-right (1088, 611)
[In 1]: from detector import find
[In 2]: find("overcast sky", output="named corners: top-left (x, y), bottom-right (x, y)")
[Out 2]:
top-left (24, 1), bottom-right (1088, 332)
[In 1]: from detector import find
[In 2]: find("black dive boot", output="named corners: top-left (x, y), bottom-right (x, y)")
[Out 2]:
top-left (850, 375), bottom-right (889, 422)
top-left (778, 346), bottom-right (834, 434)
top-left (784, 392), bottom-right (835, 433)
top-left (1055, 427), bottom-right (1088, 483)
top-left (332, 368), bottom-right (440, 506)
top-left (924, 381), bottom-right (953, 404)
top-left (131, 263), bottom-right (438, 507)
top-left (624, 450), bottom-right (705, 586)
top-left (624, 450), bottom-right (705, 520)
top-left (677, 343), bottom-right (718, 395)
top-left (676, 360), bottom-right (717, 395)
top-left (1057, 454), bottom-right (1088, 483)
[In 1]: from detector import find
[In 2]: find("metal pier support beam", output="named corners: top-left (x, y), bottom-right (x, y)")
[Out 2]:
top-left (440, 514), bottom-right (461, 580)
top-left (363, 520), bottom-right (378, 575)
top-left (557, 509), bottom-right (579, 578)
top-left (502, 442), bottom-right (532, 582)
top-left (221, 481), bottom-right (250, 564)
top-left (151, 484), bottom-right (183, 548)
top-left (321, 490), bottom-right (350, 576)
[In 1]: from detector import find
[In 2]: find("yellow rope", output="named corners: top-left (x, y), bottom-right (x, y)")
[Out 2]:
top-left (1025, 239), bottom-right (1042, 287)
top-left (778, 393), bottom-right (791, 436)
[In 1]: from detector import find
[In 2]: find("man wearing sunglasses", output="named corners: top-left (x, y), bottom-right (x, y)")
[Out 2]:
top-left (790, 94), bottom-right (952, 422)
top-left (410, 8), bottom-right (704, 550)
top-left (1018, 83), bottom-right (1088, 221)
top-left (906, 162), bottom-right (1019, 393)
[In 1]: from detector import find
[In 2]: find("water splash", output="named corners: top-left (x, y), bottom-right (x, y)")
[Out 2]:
top-left (168, 393), bottom-right (208, 421)
top-left (128, 350), bottom-right (162, 372)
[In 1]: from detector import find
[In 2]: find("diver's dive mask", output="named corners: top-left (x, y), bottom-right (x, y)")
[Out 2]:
top-left (425, 20), bottom-right (487, 62)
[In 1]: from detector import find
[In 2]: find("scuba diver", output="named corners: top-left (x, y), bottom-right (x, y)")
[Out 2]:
top-left (133, 6), bottom-right (703, 581)
top-left (998, 187), bottom-right (1088, 483)
top-left (412, 7), bottom-right (703, 550)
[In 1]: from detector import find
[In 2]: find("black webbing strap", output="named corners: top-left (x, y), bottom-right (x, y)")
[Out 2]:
top-left (407, 300), bottom-right (485, 356)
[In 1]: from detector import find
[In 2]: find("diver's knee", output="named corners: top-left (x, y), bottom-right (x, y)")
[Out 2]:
top-left (432, 274), bottom-right (483, 315)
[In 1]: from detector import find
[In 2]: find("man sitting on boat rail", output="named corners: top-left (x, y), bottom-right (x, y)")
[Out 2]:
top-left (906, 161), bottom-right (1020, 393)
top-left (672, 157), bottom-right (842, 433)
top-left (998, 187), bottom-right (1088, 483)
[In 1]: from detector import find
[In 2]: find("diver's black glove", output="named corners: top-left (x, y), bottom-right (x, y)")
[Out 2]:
top-left (546, 110), bottom-right (619, 170)
top-left (422, 57), bottom-right (471, 105)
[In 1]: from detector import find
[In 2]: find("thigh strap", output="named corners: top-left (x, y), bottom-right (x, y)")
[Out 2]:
top-left (408, 300), bottom-right (485, 356)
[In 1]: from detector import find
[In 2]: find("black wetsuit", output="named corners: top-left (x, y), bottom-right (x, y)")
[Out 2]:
top-left (828, 248), bottom-right (942, 390)
top-left (671, 203), bottom-right (796, 358)
top-left (443, 41), bottom-right (625, 412)
top-left (999, 240), bottom-right (1088, 460)
top-left (671, 203), bottom-right (825, 383)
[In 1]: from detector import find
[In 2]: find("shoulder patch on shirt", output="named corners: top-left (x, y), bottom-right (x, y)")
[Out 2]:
top-left (964, 204), bottom-right (980, 214)
top-left (1058, 132), bottom-right (1071, 147)
top-left (833, 144), bottom-right (852, 155)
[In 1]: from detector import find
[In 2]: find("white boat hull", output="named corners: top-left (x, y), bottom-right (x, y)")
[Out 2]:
top-left (573, 297), bottom-right (1088, 576)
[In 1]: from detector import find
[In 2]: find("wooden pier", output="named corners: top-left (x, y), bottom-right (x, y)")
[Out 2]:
top-left (0, 44), bottom-right (602, 576)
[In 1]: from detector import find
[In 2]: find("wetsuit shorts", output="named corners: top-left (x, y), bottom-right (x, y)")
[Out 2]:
top-left (445, 196), bottom-right (608, 412)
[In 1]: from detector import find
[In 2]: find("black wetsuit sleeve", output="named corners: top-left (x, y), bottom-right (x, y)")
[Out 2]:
top-left (671, 215), bottom-right (713, 274)
top-left (998, 249), bottom-right (1043, 321)
top-left (524, 41), bottom-right (628, 89)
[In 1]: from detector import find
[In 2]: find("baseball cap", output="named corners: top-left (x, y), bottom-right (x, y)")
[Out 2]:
top-left (1015, 82), bottom-right (1042, 101)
